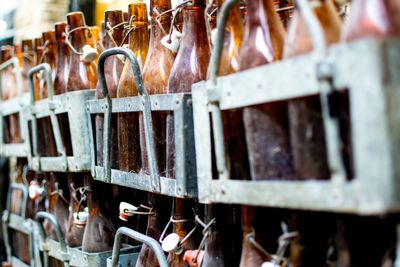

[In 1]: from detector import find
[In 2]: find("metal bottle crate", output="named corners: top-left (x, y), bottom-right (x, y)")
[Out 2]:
top-left (0, 57), bottom-right (30, 157)
top-left (88, 48), bottom-right (197, 198)
top-left (192, 0), bottom-right (400, 215)
top-left (23, 63), bottom-right (95, 172)
top-left (2, 183), bottom-right (35, 267)
top-left (34, 212), bottom-right (139, 267)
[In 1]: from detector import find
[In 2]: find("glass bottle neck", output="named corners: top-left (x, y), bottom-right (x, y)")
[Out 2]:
top-left (181, 6), bottom-right (208, 47)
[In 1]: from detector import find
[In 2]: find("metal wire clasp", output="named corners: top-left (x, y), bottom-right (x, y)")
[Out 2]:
top-left (119, 202), bottom-right (155, 221)
top-left (159, 215), bottom-right (197, 255)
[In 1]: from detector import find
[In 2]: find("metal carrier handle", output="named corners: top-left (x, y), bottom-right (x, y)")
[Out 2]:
top-left (98, 47), bottom-right (161, 192)
top-left (0, 57), bottom-right (25, 145)
top-left (110, 227), bottom-right (168, 267)
top-left (207, 0), bottom-right (346, 182)
top-left (35, 211), bottom-right (69, 267)
top-left (28, 63), bottom-right (67, 171)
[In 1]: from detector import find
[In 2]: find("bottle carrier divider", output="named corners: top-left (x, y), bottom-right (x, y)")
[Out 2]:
top-left (2, 183), bottom-right (35, 267)
top-left (192, 0), bottom-right (400, 214)
top-left (24, 63), bottom-right (95, 172)
top-left (88, 47), bottom-right (197, 198)
top-left (0, 57), bottom-right (29, 157)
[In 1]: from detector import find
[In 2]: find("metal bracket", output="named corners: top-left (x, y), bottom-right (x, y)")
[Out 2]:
top-left (110, 227), bottom-right (168, 267)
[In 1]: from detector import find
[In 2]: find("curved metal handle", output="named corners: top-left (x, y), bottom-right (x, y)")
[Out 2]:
top-left (98, 47), bottom-right (160, 192)
top-left (6, 183), bottom-right (28, 218)
top-left (28, 63), bottom-right (54, 104)
top-left (110, 227), bottom-right (168, 267)
top-left (35, 211), bottom-right (68, 254)
top-left (0, 57), bottom-right (24, 101)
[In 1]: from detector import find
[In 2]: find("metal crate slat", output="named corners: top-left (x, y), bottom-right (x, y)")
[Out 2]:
top-left (23, 63), bottom-right (95, 172)
top-left (90, 48), bottom-right (197, 198)
top-left (193, 35), bottom-right (400, 214)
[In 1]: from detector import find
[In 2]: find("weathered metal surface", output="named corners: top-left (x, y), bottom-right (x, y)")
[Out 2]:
top-left (90, 48), bottom-right (197, 198)
top-left (24, 63), bottom-right (95, 172)
top-left (193, 33), bottom-right (400, 214)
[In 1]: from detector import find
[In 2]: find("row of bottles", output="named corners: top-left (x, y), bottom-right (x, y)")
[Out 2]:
top-left (1, 0), bottom-right (400, 267)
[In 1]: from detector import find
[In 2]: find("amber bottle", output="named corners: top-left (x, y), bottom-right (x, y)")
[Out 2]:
top-left (65, 174), bottom-right (86, 247)
top-left (342, 0), bottom-right (400, 41)
top-left (65, 11), bottom-right (98, 91)
top-left (21, 39), bottom-right (35, 91)
top-left (10, 45), bottom-right (22, 143)
top-left (81, 176), bottom-right (115, 252)
top-left (33, 37), bottom-right (44, 100)
top-left (117, 1), bottom-right (149, 172)
top-left (167, 0), bottom-right (211, 178)
top-left (140, 0), bottom-right (176, 175)
top-left (54, 22), bottom-right (70, 95)
top-left (238, 1), bottom-right (287, 266)
top-left (90, 26), bottom-right (103, 59)
top-left (167, 199), bottom-right (198, 267)
top-left (95, 9), bottom-right (124, 168)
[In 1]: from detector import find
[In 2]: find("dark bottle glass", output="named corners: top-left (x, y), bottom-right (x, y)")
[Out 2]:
top-left (21, 39), bottom-right (35, 92)
top-left (54, 22), bottom-right (70, 95)
top-left (65, 11), bottom-right (98, 91)
top-left (140, 0), bottom-right (176, 175)
top-left (342, 0), bottom-right (400, 41)
top-left (95, 9), bottom-right (124, 168)
top-left (167, 198), bottom-right (198, 267)
top-left (65, 174), bottom-right (86, 247)
top-left (117, 2), bottom-right (149, 172)
top-left (41, 30), bottom-right (57, 99)
top-left (167, 0), bottom-right (211, 178)
top-left (81, 175), bottom-right (115, 252)
top-left (0, 47), bottom-right (12, 144)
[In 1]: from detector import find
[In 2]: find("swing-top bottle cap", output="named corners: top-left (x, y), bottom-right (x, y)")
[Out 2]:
top-left (261, 262), bottom-right (279, 267)
top-left (162, 233), bottom-right (183, 254)
top-left (119, 202), bottom-right (138, 221)
top-left (73, 211), bottom-right (88, 228)
top-left (29, 180), bottom-right (42, 200)
top-left (81, 44), bottom-right (98, 63)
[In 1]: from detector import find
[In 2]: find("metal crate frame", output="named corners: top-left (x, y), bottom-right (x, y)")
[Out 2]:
top-left (34, 211), bottom-right (139, 267)
top-left (0, 57), bottom-right (30, 157)
top-left (2, 183), bottom-right (35, 267)
top-left (192, 0), bottom-right (400, 214)
top-left (88, 48), bottom-right (197, 198)
top-left (23, 63), bottom-right (95, 172)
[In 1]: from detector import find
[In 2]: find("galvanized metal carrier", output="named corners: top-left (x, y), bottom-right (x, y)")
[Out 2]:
top-left (23, 63), bottom-right (95, 172)
top-left (2, 183), bottom-right (35, 267)
top-left (88, 48), bottom-right (197, 198)
top-left (34, 211), bottom-right (139, 267)
top-left (0, 57), bottom-right (29, 157)
top-left (192, 0), bottom-right (400, 214)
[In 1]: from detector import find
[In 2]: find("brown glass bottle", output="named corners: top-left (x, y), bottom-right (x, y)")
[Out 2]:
top-left (283, 2), bottom-right (341, 266)
top-left (0, 47), bottom-right (12, 144)
top-left (54, 22), bottom-right (70, 95)
top-left (238, 1), bottom-right (287, 266)
top-left (65, 174), bottom-right (85, 247)
top-left (140, 0), bottom-right (176, 174)
top-left (33, 37), bottom-right (44, 100)
top-left (81, 176), bottom-right (115, 252)
top-left (166, 0), bottom-right (211, 178)
top-left (136, 194), bottom-right (172, 267)
top-left (90, 26), bottom-right (103, 59)
top-left (66, 12), bottom-right (98, 91)
top-left (21, 39), bottom-right (35, 92)
top-left (342, 0), bottom-right (400, 41)
top-left (10, 45), bottom-right (22, 143)
top-left (117, 2), bottom-right (149, 172)
top-left (167, 198), bottom-right (198, 267)
top-left (95, 9), bottom-right (124, 168)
